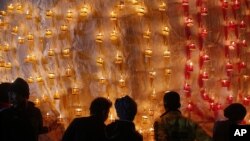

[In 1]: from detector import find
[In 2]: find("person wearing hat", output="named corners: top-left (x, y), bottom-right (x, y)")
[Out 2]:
top-left (154, 91), bottom-right (211, 141)
top-left (0, 77), bottom-right (49, 141)
top-left (212, 103), bottom-right (247, 141)
top-left (106, 95), bottom-right (142, 141)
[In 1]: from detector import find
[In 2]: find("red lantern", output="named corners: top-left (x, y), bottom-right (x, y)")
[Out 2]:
top-left (184, 17), bottom-right (194, 27)
top-left (233, 0), bottom-right (241, 10)
top-left (200, 7), bottom-right (208, 16)
top-left (187, 102), bottom-right (194, 111)
top-left (221, 79), bottom-right (230, 88)
top-left (185, 60), bottom-right (194, 72)
top-left (227, 95), bottom-right (233, 104)
top-left (183, 82), bottom-right (191, 97)
top-left (239, 20), bottom-right (246, 29)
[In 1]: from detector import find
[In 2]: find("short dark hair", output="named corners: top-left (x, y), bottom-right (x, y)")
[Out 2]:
top-left (164, 91), bottom-right (181, 110)
top-left (11, 78), bottom-right (30, 99)
top-left (115, 95), bottom-right (137, 121)
top-left (0, 83), bottom-right (11, 103)
top-left (224, 103), bottom-right (247, 122)
top-left (90, 97), bottom-right (112, 116)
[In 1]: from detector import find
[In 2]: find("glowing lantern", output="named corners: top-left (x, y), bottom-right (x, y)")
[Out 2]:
top-left (163, 49), bottom-right (171, 58)
top-left (110, 11), bottom-right (117, 21)
top-left (62, 48), bottom-right (71, 57)
top-left (27, 33), bottom-right (34, 41)
top-left (16, 4), bottom-right (23, 13)
top-left (165, 68), bottom-right (172, 76)
top-left (143, 29), bottom-right (151, 39)
top-left (184, 17), bottom-right (193, 27)
top-left (119, 77), bottom-right (126, 88)
top-left (60, 24), bottom-right (68, 31)
top-left (239, 20), bottom-right (246, 29)
top-left (46, 10), bottom-right (53, 18)
top-left (162, 26), bottom-right (170, 36)
top-left (48, 48), bottom-right (55, 56)
top-left (200, 7), bottom-right (208, 16)
top-left (72, 87), bottom-right (79, 95)
top-left (115, 54), bottom-right (123, 64)
top-left (158, 2), bottom-right (167, 11)
top-left (48, 72), bottom-right (55, 79)
top-left (4, 62), bottom-right (12, 69)
top-left (96, 57), bottom-right (104, 66)
top-left (96, 32), bottom-right (103, 43)
top-left (65, 66), bottom-right (73, 77)
top-left (11, 26), bottom-right (18, 35)
top-left (182, 0), bottom-right (189, 6)
top-left (7, 4), bottom-right (14, 12)
top-left (144, 48), bottom-right (153, 58)
top-left (18, 36), bottom-right (25, 44)
top-left (136, 5), bottom-right (146, 16)
top-left (26, 9), bottom-right (32, 19)
top-left (45, 29), bottom-right (53, 38)
top-left (66, 10), bottom-right (73, 20)
top-left (185, 60), bottom-right (193, 71)
top-left (80, 5), bottom-right (90, 17)
top-left (110, 29), bottom-right (118, 41)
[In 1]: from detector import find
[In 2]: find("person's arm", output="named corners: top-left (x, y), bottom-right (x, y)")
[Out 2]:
top-left (154, 119), bottom-right (167, 141)
top-left (61, 118), bottom-right (79, 141)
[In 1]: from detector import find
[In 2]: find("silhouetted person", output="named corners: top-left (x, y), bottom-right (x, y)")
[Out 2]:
top-left (0, 82), bottom-right (11, 111)
top-left (212, 103), bottom-right (247, 141)
top-left (154, 91), bottom-right (211, 141)
top-left (62, 97), bottom-right (112, 141)
top-left (106, 95), bottom-right (143, 141)
top-left (0, 77), bottom-right (48, 141)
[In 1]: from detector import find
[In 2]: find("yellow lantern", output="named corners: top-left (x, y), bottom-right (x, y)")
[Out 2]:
top-left (3, 43), bottom-right (10, 51)
top-left (36, 76), bottom-right (43, 82)
top-left (136, 5), bottom-right (146, 16)
top-left (119, 77), bottom-right (126, 87)
top-left (66, 10), bottom-right (73, 20)
top-left (60, 24), bottom-right (68, 31)
top-left (72, 86), bottom-right (79, 95)
top-left (162, 26), bottom-right (170, 36)
top-left (163, 49), bottom-right (171, 58)
top-left (16, 4), bottom-right (23, 13)
top-left (110, 29), bottom-right (118, 41)
top-left (18, 36), bottom-right (25, 44)
top-left (27, 77), bottom-right (34, 83)
top-left (34, 98), bottom-right (40, 107)
top-left (11, 26), bottom-right (18, 35)
top-left (48, 48), bottom-right (55, 56)
top-left (144, 48), bottom-right (153, 58)
top-left (165, 68), bottom-right (172, 76)
top-left (7, 4), bottom-right (14, 12)
top-left (26, 9), bottom-right (32, 19)
top-left (65, 66), bottom-right (73, 77)
top-left (0, 11), bottom-right (7, 16)
top-left (45, 29), bottom-right (52, 38)
top-left (62, 48), bottom-right (70, 57)
top-left (48, 72), bottom-right (55, 79)
top-left (96, 57), bottom-right (104, 66)
top-left (25, 54), bottom-right (36, 62)
top-left (4, 62), bottom-right (12, 69)
top-left (27, 33), bottom-right (34, 41)
top-left (54, 91), bottom-right (60, 100)
top-left (80, 5), bottom-right (90, 17)
top-left (110, 11), bottom-right (117, 21)
top-left (143, 29), bottom-right (151, 39)
top-left (46, 10), bottom-right (53, 17)
top-left (159, 2), bottom-right (167, 11)
top-left (96, 32), bottom-right (103, 43)
top-left (115, 54), bottom-right (123, 64)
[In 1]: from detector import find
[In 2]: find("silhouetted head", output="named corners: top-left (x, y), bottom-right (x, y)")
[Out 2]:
top-left (163, 91), bottom-right (181, 111)
top-left (9, 78), bottom-right (30, 108)
top-left (224, 103), bottom-right (247, 122)
top-left (0, 82), bottom-right (11, 104)
top-left (90, 97), bottom-right (112, 122)
top-left (115, 95), bottom-right (137, 121)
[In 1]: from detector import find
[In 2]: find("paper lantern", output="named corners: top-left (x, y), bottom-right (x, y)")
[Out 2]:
top-left (144, 48), bottom-right (153, 58)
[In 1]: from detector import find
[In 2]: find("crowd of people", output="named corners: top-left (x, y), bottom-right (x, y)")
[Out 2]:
top-left (0, 77), bottom-right (248, 141)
